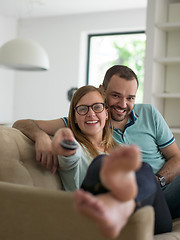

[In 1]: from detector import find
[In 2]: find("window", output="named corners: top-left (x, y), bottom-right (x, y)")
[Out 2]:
top-left (86, 32), bottom-right (146, 103)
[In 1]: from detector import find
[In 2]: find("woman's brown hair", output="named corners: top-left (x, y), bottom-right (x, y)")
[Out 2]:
top-left (67, 85), bottom-right (117, 158)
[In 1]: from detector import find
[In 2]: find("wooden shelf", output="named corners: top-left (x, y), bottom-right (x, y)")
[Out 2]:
top-left (170, 128), bottom-right (180, 134)
top-left (153, 93), bottom-right (180, 98)
top-left (154, 57), bottom-right (180, 64)
top-left (146, 0), bottom-right (180, 139)
top-left (156, 22), bottom-right (180, 31)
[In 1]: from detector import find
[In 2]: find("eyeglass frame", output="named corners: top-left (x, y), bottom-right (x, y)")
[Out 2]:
top-left (74, 102), bottom-right (106, 116)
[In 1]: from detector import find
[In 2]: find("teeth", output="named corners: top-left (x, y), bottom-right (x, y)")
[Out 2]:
top-left (115, 108), bottom-right (125, 113)
top-left (86, 120), bottom-right (98, 124)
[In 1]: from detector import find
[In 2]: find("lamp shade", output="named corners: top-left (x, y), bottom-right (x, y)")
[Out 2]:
top-left (0, 38), bottom-right (50, 71)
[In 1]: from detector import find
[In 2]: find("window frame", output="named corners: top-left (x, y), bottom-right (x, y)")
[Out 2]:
top-left (86, 30), bottom-right (145, 85)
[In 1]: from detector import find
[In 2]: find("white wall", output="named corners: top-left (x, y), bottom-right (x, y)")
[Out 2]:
top-left (11, 8), bottom-right (146, 122)
top-left (0, 16), bottom-right (17, 124)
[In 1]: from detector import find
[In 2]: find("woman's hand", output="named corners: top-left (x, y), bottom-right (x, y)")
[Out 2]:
top-left (52, 128), bottom-right (77, 157)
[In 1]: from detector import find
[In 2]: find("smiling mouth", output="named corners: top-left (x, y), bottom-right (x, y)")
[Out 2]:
top-left (86, 120), bottom-right (98, 124)
top-left (113, 106), bottom-right (126, 114)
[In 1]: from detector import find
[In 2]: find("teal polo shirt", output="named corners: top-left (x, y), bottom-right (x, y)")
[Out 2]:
top-left (113, 104), bottom-right (175, 174)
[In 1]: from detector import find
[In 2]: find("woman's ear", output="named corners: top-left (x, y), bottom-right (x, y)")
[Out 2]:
top-left (105, 109), bottom-right (108, 120)
top-left (74, 116), bottom-right (77, 124)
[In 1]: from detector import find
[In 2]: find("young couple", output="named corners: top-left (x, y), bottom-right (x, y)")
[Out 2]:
top-left (13, 65), bottom-right (180, 237)
top-left (51, 85), bottom-right (172, 238)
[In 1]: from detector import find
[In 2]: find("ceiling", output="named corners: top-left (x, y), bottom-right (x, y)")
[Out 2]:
top-left (0, 0), bottom-right (147, 19)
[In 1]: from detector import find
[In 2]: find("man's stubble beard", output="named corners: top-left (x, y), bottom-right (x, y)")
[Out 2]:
top-left (111, 112), bottom-right (128, 122)
top-left (110, 107), bottom-right (131, 122)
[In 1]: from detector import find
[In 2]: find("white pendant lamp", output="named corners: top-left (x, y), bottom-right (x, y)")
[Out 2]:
top-left (0, 38), bottom-right (50, 71)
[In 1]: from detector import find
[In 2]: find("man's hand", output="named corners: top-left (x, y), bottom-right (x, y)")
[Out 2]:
top-left (159, 142), bottom-right (180, 184)
top-left (35, 133), bottom-right (59, 174)
top-left (12, 118), bottom-right (66, 174)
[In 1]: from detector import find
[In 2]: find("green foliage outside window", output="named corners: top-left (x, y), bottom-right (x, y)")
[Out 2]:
top-left (88, 32), bottom-right (146, 103)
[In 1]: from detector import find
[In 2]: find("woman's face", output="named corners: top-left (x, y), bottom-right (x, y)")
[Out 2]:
top-left (74, 91), bottom-right (108, 139)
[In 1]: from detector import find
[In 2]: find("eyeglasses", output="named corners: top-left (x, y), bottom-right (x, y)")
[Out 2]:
top-left (74, 103), bottom-right (106, 116)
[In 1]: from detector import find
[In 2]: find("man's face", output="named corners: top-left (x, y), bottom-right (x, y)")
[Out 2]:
top-left (105, 75), bottom-right (138, 122)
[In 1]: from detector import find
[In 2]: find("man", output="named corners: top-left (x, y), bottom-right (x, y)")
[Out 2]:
top-left (100, 65), bottom-right (180, 219)
top-left (12, 65), bottom-right (180, 218)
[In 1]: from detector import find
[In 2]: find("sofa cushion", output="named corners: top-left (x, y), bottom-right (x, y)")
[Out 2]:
top-left (0, 181), bottom-right (154, 240)
top-left (154, 218), bottom-right (180, 240)
top-left (0, 126), bottom-right (62, 190)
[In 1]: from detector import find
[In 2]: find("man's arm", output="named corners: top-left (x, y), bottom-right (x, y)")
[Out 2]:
top-left (12, 118), bottom-right (66, 140)
top-left (12, 119), bottom-right (66, 173)
top-left (157, 142), bottom-right (180, 184)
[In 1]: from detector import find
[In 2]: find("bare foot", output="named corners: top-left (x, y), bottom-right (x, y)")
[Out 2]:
top-left (100, 145), bottom-right (142, 202)
top-left (74, 189), bottom-right (135, 239)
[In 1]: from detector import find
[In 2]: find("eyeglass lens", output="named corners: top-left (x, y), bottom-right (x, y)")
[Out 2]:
top-left (76, 103), bottom-right (104, 115)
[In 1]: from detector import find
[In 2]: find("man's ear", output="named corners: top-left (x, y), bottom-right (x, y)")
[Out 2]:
top-left (99, 84), bottom-right (104, 90)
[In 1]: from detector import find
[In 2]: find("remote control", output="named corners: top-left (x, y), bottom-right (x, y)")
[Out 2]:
top-left (60, 140), bottom-right (78, 150)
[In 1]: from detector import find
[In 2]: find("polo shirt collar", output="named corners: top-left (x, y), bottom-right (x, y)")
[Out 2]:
top-left (113, 108), bottom-right (139, 132)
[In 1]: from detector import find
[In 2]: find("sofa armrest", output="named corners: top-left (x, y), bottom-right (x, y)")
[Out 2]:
top-left (0, 181), bottom-right (154, 240)
top-left (0, 126), bottom-right (62, 189)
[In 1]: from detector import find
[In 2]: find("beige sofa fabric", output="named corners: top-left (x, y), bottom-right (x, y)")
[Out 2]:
top-left (0, 181), bottom-right (154, 240)
top-left (0, 126), bottom-right (62, 189)
top-left (0, 126), bottom-right (179, 240)
top-left (155, 219), bottom-right (180, 240)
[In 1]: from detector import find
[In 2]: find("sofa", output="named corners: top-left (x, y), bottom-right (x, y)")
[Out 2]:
top-left (0, 126), bottom-right (179, 240)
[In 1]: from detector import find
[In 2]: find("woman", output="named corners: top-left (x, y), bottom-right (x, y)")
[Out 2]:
top-left (52, 85), bottom-right (172, 238)
top-left (52, 85), bottom-right (118, 192)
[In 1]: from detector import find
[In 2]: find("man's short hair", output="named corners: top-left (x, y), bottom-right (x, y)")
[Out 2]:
top-left (103, 65), bottom-right (139, 90)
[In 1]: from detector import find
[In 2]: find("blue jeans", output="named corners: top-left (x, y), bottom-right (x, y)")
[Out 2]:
top-left (163, 173), bottom-right (180, 219)
top-left (81, 155), bottom-right (172, 234)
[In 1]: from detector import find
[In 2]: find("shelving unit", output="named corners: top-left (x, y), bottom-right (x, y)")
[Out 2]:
top-left (145, 0), bottom-right (180, 147)
top-left (156, 22), bottom-right (180, 31)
